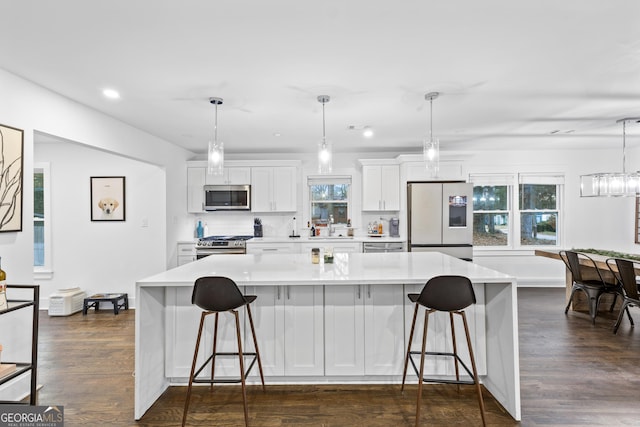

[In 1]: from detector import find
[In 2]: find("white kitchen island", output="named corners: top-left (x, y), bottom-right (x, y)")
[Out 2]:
top-left (135, 252), bottom-right (520, 421)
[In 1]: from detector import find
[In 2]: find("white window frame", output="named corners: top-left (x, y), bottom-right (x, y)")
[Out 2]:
top-left (307, 175), bottom-right (352, 226)
top-left (470, 172), bottom-right (564, 251)
top-left (34, 162), bottom-right (53, 279)
top-left (516, 173), bottom-right (564, 249)
top-left (470, 174), bottom-right (514, 250)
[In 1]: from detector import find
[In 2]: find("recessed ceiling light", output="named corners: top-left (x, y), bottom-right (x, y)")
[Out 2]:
top-left (273, 132), bottom-right (281, 137)
top-left (102, 88), bottom-right (120, 99)
top-left (363, 127), bottom-right (374, 138)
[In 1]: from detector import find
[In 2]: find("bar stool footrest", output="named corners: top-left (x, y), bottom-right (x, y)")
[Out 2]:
top-left (192, 352), bottom-right (259, 384)
top-left (409, 350), bottom-right (478, 385)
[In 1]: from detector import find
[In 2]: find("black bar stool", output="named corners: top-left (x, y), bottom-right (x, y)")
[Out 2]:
top-left (182, 276), bottom-right (265, 426)
top-left (401, 275), bottom-right (486, 427)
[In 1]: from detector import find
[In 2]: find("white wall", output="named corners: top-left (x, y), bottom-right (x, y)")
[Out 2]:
top-left (34, 139), bottom-right (166, 306)
top-left (0, 68), bottom-right (192, 401)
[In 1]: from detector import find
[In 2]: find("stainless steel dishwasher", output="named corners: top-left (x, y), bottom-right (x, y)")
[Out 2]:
top-left (363, 241), bottom-right (405, 253)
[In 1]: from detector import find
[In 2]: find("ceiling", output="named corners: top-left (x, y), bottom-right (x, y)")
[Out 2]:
top-left (2, 1), bottom-right (640, 157)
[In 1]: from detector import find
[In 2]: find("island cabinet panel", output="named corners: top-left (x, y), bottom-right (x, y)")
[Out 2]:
top-left (404, 284), bottom-right (487, 376)
top-left (164, 287), bottom-right (243, 379)
top-left (324, 284), bottom-right (405, 376)
top-left (246, 285), bottom-right (324, 377)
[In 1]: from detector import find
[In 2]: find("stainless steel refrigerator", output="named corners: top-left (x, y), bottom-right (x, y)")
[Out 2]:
top-left (407, 181), bottom-right (473, 260)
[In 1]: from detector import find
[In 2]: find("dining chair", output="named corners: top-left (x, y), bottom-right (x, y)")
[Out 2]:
top-left (606, 258), bottom-right (638, 334)
top-left (559, 250), bottom-right (623, 324)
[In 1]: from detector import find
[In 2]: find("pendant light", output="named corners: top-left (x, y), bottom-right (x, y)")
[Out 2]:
top-left (424, 92), bottom-right (440, 178)
top-left (207, 97), bottom-right (224, 175)
top-left (317, 95), bottom-right (332, 174)
top-left (580, 117), bottom-right (640, 197)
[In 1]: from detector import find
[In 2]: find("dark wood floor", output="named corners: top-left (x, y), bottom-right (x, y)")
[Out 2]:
top-left (34, 287), bottom-right (640, 426)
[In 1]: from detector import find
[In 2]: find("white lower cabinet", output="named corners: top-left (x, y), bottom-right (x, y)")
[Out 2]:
top-left (165, 287), bottom-right (243, 379)
top-left (246, 285), bottom-right (324, 377)
top-left (325, 284), bottom-right (405, 376)
top-left (177, 242), bottom-right (196, 266)
top-left (404, 284), bottom-right (486, 377)
top-left (245, 242), bottom-right (297, 254)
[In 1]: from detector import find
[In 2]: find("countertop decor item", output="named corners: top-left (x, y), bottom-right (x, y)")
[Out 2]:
top-left (254, 217), bottom-right (263, 237)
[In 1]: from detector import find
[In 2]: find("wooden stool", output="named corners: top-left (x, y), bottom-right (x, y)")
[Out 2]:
top-left (182, 276), bottom-right (265, 427)
top-left (401, 275), bottom-right (486, 427)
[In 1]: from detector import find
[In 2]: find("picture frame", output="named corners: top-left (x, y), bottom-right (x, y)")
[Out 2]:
top-left (0, 123), bottom-right (24, 232)
top-left (90, 176), bottom-right (126, 221)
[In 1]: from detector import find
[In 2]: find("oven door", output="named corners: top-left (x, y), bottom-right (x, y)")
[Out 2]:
top-left (196, 247), bottom-right (246, 259)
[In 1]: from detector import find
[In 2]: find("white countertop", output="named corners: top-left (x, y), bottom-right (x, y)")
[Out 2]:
top-left (138, 252), bottom-right (512, 287)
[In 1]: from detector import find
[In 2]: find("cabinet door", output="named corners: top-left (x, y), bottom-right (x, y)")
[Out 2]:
top-left (403, 284), bottom-right (486, 376)
top-left (227, 167), bottom-right (251, 184)
top-left (187, 167), bottom-right (205, 213)
top-left (324, 285), bottom-right (365, 375)
top-left (165, 287), bottom-right (242, 378)
top-left (380, 165), bottom-right (400, 211)
top-left (204, 167), bottom-right (251, 185)
top-left (251, 167), bottom-right (273, 212)
top-left (245, 286), bottom-right (285, 377)
top-left (362, 165), bottom-right (382, 211)
top-left (271, 167), bottom-right (296, 212)
top-left (283, 286), bottom-right (324, 376)
top-left (363, 284), bottom-right (405, 375)
top-left (246, 243), bottom-right (297, 254)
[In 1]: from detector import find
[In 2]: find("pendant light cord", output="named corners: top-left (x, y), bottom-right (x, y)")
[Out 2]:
top-left (322, 100), bottom-right (326, 144)
top-left (214, 102), bottom-right (218, 144)
top-left (429, 97), bottom-right (433, 141)
top-left (622, 119), bottom-right (627, 174)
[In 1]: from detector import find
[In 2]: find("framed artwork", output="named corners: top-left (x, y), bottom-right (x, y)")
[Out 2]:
top-left (90, 176), bottom-right (126, 221)
top-left (0, 123), bottom-right (24, 232)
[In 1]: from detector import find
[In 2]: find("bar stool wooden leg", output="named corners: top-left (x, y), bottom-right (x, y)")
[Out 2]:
top-left (415, 309), bottom-right (430, 427)
top-left (401, 302), bottom-right (420, 392)
top-left (461, 311), bottom-right (486, 427)
top-left (210, 312), bottom-right (219, 388)
top-left (246, 304), bottom-right (265, 389)
top-left (182, 312), bottom-right (207, 427)
top-left (233, 310), bottom-right (250, 426)
top-left (449, 312), bottom-right (461, 392)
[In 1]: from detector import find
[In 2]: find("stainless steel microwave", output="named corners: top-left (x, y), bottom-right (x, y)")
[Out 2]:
top-left (203, 185), bottom-right (251, 211)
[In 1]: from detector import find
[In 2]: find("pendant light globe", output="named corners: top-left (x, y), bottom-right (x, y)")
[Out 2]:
top-left (207, 97), bottom-right (224, 176)
top-left (317, 95), bottom-right (332, 174)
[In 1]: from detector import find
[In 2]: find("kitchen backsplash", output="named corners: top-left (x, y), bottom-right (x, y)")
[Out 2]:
top-left (191, 212), bottom-right (296, 238)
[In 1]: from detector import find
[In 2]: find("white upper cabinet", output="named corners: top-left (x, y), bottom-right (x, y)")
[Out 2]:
top-left (251, 166), bottom-right (297, 212)
top-left (205, 166), bottom-right (251, 185)
top-left (187, 167), bottom-right (206, 213)
top-left (362, 163), bottom-right (400, 211)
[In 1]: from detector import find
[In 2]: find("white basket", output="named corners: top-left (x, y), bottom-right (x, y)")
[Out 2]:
top-left (48, 287), bottom-right (86, 316)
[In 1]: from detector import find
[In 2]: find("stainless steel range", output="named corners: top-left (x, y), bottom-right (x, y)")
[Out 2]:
top-left (195, 235), bottom-right (253, 259)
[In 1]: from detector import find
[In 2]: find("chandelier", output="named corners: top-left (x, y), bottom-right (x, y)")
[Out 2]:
top-left (580, 117), bottom-right (640, 197)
